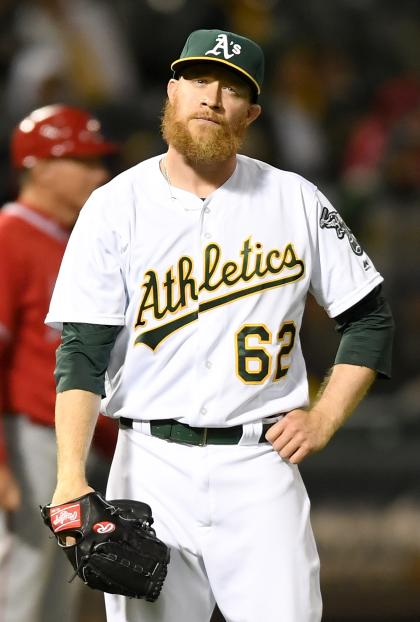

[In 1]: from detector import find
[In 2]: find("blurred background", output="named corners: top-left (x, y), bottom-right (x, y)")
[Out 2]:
top-left (0, 0), bottom-right (418, 620)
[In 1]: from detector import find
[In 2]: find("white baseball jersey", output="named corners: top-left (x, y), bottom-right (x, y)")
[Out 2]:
top-left (46, 154), bottom-right (383, 426)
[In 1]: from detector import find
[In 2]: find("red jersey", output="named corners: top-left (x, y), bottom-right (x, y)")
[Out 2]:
top-left (0, 202), bottom-right (118, 464)
top-left (0, 203), bottom-right (69, 438)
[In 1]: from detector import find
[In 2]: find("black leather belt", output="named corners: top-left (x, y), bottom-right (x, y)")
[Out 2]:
top-left (119, 417), bottom-right (274, 446)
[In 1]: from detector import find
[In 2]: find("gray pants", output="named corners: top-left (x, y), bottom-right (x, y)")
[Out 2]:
top-left (0, 414), bottom-right (110, 622)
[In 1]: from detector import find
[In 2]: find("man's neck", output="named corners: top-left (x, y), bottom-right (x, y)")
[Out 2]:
top-left (18, 187), bottom-right (74, 229)
top-left (163, 147), bottom-right (237, 198)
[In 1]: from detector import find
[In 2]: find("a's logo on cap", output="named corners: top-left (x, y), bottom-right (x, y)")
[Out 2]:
top-left (205, 34), bottom-right (241, 60)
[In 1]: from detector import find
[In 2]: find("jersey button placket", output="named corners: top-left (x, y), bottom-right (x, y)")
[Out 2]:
top-left (201, 200), bottom-right (211, 240)
top-left (196, 200), bottom-right (213, 422)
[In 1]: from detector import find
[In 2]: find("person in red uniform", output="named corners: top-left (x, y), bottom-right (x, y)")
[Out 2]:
top-left (0, 104), bottom-right (118, 622)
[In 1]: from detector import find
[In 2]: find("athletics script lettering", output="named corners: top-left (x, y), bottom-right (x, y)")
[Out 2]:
top-left (134, 237), bottom-right (305, 350)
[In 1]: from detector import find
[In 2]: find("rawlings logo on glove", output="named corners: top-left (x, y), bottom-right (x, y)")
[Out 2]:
top-left (93, 521), bottom-right (116, 534)
top-left (41, 491), bottom-right (170, 601)
top-left (50, 503), bottom-right (82, 532)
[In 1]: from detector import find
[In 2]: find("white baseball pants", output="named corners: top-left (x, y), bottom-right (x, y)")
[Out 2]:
top-left (105, 422), bottom-right (322, 622)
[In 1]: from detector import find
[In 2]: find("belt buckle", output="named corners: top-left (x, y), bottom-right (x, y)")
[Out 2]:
top-left (197, 427), bottom-right (208, 447)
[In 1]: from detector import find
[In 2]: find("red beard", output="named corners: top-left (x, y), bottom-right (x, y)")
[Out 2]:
top-left (161, 99), bottom-right (248, 164)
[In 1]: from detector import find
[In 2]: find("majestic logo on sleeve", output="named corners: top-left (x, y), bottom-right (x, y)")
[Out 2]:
top-left (205, 34), bottom-right (242, 60)
top-left (319, 206), bottom-right (363, 255)
top-left (135, 238), bottom-right (304, 350)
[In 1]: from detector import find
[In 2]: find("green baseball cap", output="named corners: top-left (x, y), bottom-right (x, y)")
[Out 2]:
top-left (171, 29), bottom-right (264, 99)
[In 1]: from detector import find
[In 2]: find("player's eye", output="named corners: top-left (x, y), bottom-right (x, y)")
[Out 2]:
top-left (223, 85), bottom-right (239, 95)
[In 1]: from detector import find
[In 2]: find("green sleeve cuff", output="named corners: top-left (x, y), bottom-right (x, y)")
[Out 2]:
top-left (334, 291), bottom-right (394, 378)
top-left (55, 323), bottom-right (122, 396)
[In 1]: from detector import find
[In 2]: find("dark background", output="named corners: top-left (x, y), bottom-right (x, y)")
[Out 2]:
top-left (0, 1), bottom-right (419, 620)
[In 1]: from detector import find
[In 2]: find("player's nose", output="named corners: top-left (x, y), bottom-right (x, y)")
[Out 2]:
top-left (201, 81), bottom-right (223, 109)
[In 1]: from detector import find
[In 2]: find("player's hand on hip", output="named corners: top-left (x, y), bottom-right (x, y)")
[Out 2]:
top-left (265, 408), bottom-right (335, 464)
top-left (0, 463), bottom-right (21, 511)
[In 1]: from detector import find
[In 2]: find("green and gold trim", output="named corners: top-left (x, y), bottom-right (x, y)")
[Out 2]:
top-left (171, 56), bottom-right (261, 95)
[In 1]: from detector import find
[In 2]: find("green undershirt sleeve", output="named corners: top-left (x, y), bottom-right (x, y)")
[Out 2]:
top-left (333, 286), bottom-right (394, 378)
top-left (55, 323), bottom-right (122, 396)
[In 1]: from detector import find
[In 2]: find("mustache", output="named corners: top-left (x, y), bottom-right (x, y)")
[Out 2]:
top-left (189, 113), bottom-right (225, 125)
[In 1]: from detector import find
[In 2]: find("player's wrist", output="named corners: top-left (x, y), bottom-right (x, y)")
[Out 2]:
top-left (51, 481), bottom-right (94, 506)
top-left (308, 405), bottom-right (340, 445)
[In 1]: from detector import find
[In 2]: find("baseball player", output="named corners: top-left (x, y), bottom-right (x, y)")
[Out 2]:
top-left (0, 104), bottom-right (119, 622)
top-left (46, 30), bottom-right (394, 622)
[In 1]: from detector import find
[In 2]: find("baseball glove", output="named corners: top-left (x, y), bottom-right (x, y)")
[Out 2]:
top-left (41, 491), bottom-right (169, 601)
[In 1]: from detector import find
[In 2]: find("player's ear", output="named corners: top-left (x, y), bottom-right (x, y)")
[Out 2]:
top-left (246, 104), bottom-right (262, 126)
top-left (30, 159), bottom-right (53, 184)
top-left (167, 78), bottom-right (178, 102)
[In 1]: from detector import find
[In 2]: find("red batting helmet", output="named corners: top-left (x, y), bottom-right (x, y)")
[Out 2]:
top-left (11, 104), bottom-right (118, 169)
